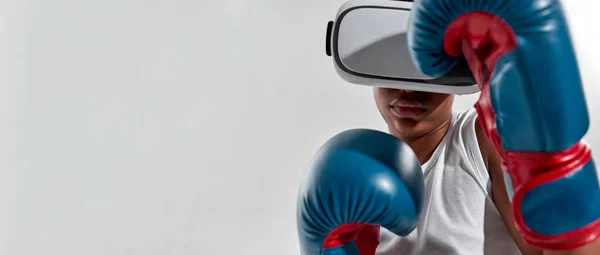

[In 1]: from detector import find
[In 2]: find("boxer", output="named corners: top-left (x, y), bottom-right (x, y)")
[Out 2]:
top-left (297, 0), bottom-right (600, 254)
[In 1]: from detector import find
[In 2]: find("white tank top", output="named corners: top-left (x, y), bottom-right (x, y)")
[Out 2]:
top-left (376, 109), bottom-right (522, 255)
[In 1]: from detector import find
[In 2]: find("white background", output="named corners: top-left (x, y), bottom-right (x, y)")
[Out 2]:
top-left (1, 0), bottom-right (600, 254)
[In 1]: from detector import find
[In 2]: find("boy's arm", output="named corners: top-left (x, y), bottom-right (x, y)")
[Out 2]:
top-left (475, 119), bottom-right (542, 255)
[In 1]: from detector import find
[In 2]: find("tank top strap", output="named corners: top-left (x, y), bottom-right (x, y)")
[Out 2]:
top-left (420, 108), bottom-right (490, 193)
top-left (459, 108), bottom-right (491, 194)
top-left (420, 111), bottom-right (460, 172)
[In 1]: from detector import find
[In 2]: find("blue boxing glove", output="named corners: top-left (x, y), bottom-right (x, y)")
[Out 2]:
top-left (407, 0), bottom-right (600, 251)
top-left (297, 129), bottom-right (424, 255)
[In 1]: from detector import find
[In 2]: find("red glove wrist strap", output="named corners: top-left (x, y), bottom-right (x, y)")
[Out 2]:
top-left (323, 223), bottom-right (380, 255)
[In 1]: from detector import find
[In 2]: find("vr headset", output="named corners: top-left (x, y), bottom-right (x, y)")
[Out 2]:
top-left (326, 0), bottom-right (478, 95)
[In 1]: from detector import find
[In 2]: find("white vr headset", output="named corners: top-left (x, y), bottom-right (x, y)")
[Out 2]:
top-left (326, 0), bottom-right (479, 95)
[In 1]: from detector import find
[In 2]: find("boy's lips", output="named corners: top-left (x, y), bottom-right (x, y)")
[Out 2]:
top-left (390, 98), bottom-right (426, 117)
top-left (391, 106), bottom-right (426, 117)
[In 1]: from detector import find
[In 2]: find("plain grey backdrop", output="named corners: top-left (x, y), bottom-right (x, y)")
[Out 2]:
top-left (2, 0), bottom-right (600, 254)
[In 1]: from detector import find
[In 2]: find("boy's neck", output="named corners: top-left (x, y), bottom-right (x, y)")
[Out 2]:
top-left (392, 119), bottom-right (452, 165)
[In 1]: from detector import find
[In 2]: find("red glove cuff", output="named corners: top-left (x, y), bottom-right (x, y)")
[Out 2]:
top-left (323, 223), bottom-right (380, 255)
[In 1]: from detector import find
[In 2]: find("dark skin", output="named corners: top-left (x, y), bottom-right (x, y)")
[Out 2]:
top-left (373, 87), bottom-right (600, 255)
